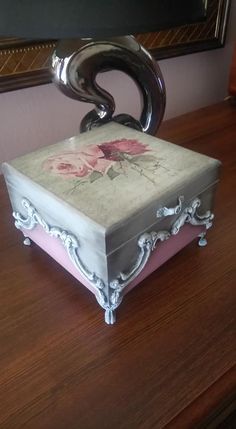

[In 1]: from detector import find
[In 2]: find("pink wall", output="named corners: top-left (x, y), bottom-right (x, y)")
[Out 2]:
top-left (0, 72), bottom-right (140, 163)
top-left (0, 2), bottom-right (235, 166)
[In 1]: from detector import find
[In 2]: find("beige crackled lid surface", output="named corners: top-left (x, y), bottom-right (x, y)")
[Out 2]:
top-left (8, 122), bottom-right (220, 228)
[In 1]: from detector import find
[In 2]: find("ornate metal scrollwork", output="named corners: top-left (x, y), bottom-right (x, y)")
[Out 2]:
top-left (170, 197), bottom-right (214, 235)
top-left (13, 196), bottom-right (213, 324)
top-left (13, 199), bottom-right (106, 305)
top-left (109, 230), bottom-right (170, 308)
top-left (156, 196), bottom-right (184, 218)
top-left (108, 198), bottom-right (214, 309)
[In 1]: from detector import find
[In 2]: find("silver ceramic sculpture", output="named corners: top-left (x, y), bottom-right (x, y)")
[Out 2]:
top-left (52, 36), bottom-right (166, 135)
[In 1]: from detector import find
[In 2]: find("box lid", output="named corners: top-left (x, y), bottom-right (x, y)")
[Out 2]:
top-left (3, 122), bottom-right (220, 254)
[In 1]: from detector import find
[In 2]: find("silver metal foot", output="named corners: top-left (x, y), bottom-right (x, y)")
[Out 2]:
top-left (23, 237), bottom-right (31, 246)
top-left (105, 309), bottom-right (116, 325)
top-left (198, 233), bottom-right (207, 247)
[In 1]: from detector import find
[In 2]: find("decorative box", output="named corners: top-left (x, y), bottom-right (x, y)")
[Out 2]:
top-left (2, 123), bottom-right (221, 324)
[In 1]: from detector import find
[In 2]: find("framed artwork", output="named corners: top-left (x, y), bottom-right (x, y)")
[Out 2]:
top-left (0, 0), bottom-right (231, 93)
top-left (0, 38), bottom-right (55, 92)
top-left (137, 0), bottom-right (230, 58)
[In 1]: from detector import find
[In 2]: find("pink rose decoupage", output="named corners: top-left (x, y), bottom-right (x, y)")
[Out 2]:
top-left (42, 138), bottom-right (165, 192)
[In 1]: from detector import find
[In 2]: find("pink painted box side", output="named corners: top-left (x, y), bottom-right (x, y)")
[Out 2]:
top-left (22, 223), bottom-right (204, 297)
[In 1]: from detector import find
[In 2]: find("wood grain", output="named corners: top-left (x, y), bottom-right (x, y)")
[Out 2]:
top-left (229, 44), bottom-right (236, 97)
top-left (0, 101), bottom-right (235, 429)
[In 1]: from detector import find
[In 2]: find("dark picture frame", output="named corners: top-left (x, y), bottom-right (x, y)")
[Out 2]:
top-left (137, 0), bottom-right (230, 59)
top-left (0, 39), bottom-right (56, 92)
top-left (0, 0), bottom-right (230, 93)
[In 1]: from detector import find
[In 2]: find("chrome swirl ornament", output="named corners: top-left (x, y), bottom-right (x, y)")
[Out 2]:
top-left (52, 36), bottom-right (166, 135)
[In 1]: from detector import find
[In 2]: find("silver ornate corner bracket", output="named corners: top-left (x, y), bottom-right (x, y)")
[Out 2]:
top-left (108, 197), bottom-right (214, 310)
top-left (13, 199), bottom-right (108, 319)
top-left (156, 196), bottom-right (184, 218)
top-left (13, 196), bottom-right (214, 325)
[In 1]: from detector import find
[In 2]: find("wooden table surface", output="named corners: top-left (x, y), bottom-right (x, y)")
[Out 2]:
top-left (0, 101), bottom-right (235, 429)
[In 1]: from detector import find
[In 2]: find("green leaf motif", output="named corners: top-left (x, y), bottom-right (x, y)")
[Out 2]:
top-left (107, 166), bottom-right (121, 180)
top-left (89, 171), bottom-right (103, 183)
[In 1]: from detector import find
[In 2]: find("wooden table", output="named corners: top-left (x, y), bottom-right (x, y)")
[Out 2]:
top-left (0, 101), bottom-right (235, 429)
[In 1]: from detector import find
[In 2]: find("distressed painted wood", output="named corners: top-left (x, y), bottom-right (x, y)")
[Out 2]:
top-left (2, 122), bottom-right (220, 323)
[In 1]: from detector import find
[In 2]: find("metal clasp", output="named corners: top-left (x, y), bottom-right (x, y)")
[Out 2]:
top-left (156, 196), bottom-right (184, 218)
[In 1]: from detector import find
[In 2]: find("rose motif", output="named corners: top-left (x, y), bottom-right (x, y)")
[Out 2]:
top-left (43, 138), bottom-right (153, 184)
top-left (99, 139), bottom-right (149, 161)
top-left (43, 145), bottom-right (114, 178)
